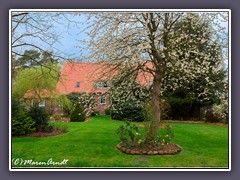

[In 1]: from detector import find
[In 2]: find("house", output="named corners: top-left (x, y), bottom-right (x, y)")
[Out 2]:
top-left (56, 62), bottom-right (154, 114)
top-left (23, 89), bottom-right (61, 114)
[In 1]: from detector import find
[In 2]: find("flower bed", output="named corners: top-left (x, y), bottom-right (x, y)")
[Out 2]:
top-left (116, 142), bottom-right (181, 155)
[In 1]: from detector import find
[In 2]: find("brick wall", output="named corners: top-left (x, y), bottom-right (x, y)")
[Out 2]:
top-left (94, 94), bottom-right (110, 115)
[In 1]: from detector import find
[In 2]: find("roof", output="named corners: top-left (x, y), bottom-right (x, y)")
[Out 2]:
top-left (56, 62), bottom-right (154, 95)
top-left (24, 89), bottom-right (60, 99)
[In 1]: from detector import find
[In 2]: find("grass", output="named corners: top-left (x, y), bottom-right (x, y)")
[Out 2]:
top-left (11, 115), bottom-right (229, 168)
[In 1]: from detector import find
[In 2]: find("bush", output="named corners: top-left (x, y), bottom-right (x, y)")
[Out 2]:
top-left (70, 103), bottom-right (86, 122)
top-left (204, 109), bottom-right (222, 123)
top-left (111, 105), bottom-right (144, 122)
top-left (90, 110), bottom-right (100, 116)
top-left (12, 93), bottom-right (26, 116)
top-left (116, 121), bottom-right (141, 147)
top-left (105, 108), bottom-right (110, 115)
top-left (67, 92), bottom-right (97, 116)
top-left (49, 122), bottom-right (68, 131)
top-left (28, 105), bottom-right (50, 132)
top-left (110, 80), bottom-right (150, 122)
top-left (58, 95), bottom-right (73, 115)
top-left (50, 114), bottom-right (63, 121)
top-left (12, 111), bottom-right (35, 136)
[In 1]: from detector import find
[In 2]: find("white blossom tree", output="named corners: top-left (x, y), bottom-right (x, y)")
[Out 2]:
top-left (79, 11), bottom-right (228, 144)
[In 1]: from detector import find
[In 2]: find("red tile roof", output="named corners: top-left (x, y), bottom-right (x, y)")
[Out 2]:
top-left (24, 89), bottom-right (59, 99)
top-left (56, 62), bottom-right (154, 94)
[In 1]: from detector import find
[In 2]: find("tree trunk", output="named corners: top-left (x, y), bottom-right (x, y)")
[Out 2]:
top-left (145, 69), bottom-right (162, 144)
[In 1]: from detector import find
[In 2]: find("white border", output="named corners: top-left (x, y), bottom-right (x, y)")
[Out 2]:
top-left (9, 9), bottom-right (231, 172)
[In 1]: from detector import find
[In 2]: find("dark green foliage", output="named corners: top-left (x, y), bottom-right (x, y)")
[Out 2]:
top-left (18, 50), bottom-right (58, 68)
top-left (66, 92), bottom-right (96, 115)
top-left (204, 109), bottom-right (222, 123)
top-left (70, 103), bottom-right (86, 122)
top-left (28, 105), bottom-right (50, 132)
top-left (12, 94), bottom-right (35, 135)
top-left (111, 106), bottom-right (145, 122)
top-left (66, 92), bottom-right (81, 106)
top-left (12, 93), bottom-right (25, 116)
top-left (164, 88), bottom-right (220, 120)
top-left (105, 108), bottom-right (110, 115)
top-left (12, 111), bottom-right (35, 136)
top-left (90, 110), bottom-right (100, 116)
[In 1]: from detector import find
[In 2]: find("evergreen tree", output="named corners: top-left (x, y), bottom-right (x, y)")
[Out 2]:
top-left (70, 103), bottom-right (86, 122)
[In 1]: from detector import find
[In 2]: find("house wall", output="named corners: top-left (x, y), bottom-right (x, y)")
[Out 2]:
top-left (24, 98), bottom-right (61, 115)
top-left (94, 94), bottom-right (110, 115)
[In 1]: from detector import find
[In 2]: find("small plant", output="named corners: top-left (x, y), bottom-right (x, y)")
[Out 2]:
top-left (90, 110), bottom-right (100, 116)
top-left (28, 105), bottom-right (50, 132)
top-left (12, 111), bottom-right (36, 136)
top-left (116, 121), bottom-right (142, 147)
top-left (50, 114), bottom-right (63, 121)
top-left (48, 121), bottom-right (68, 132)
top-left (158, 125), bottom-right (174, 147)
top-left (70, 103), bottom-right (86, 122)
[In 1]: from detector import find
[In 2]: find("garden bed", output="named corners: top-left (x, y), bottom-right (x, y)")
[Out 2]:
top-left (161, 120), bottom-right (228, 126)
top-left (26, 129), bottom-right (68, 137)
top-left (116, 142), bottom-right (181, 155)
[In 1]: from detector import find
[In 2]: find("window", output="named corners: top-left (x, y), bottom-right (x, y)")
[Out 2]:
top-left (96, 81), bottom-right (110, 89)
top-left (39, 100), bottom-right (46, 107)
top-left (100, 96), bottom-right (106, 105)
top-left (76, 82), bottom-right (80, 88)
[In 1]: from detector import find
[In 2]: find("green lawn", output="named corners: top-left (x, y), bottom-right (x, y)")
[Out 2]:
top-left (11, 115), bottom-right (229, 168)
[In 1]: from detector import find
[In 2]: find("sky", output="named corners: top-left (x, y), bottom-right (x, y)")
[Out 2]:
top-left (12, 11), bottom-right (229, 65)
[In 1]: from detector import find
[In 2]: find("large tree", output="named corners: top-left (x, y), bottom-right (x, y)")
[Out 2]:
top-left (80, 12), bottom-right (228, 144)
top-left (13, 63), bottom-right (60, 99)
top-left (162, 13), bottom-right (227, 119)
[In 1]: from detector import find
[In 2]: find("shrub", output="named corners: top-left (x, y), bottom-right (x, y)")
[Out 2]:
top-left (90, 110), bottom-right (100, 116)
top-left (204, 107), bottom-right (227, 123)
top-left (49, 122), bottom-right (68, 131)
top-left (116, 121), bottom-right (141, 147)
top-left (12, 93), bottom-right (26, 116)
top-left (50, 114), bottom-right (63, 121)
top-left (105, 108), bottom-right (110, 115)
top-left (110, 79), bottom-right (150, 122)
top-left (158, 125), bottom-right (174, 146)
top-left (28, 105), bottom-right (50, 132)
top-left (70, 103), bottom-right (86, 122)
top-left (58, 95), bottom-right (73, 115)
top-left (12, 111), bottom-right (35, 136)
top-left (67, 92), bottom-right (97, 116)
top-left (204, 97), bottom-right (228, 123)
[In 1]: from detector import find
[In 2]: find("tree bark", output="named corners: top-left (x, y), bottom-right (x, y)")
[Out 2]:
top-left (145, 69), bottom-right (163, 144)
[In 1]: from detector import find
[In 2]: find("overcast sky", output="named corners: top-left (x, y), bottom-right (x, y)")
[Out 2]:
top-left (12, 11), bottom-right (229, 64)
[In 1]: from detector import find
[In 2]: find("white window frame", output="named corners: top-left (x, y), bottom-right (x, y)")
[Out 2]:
top-left (100, 96), bottom-right (106, 105)
top-left (96, 81), bottom-right (109, 89)
top-left (39, 100), bottom-right (46, 107)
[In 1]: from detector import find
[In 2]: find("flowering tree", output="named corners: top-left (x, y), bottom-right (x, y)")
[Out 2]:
top-left (162, 13), bottom-right (227, 119)
top-left (66, 92), bottom-right (97, 115)
top-left (78, 92), bottom-right (97, 116)
top-left (80, 12), bottom-right (228, 144)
